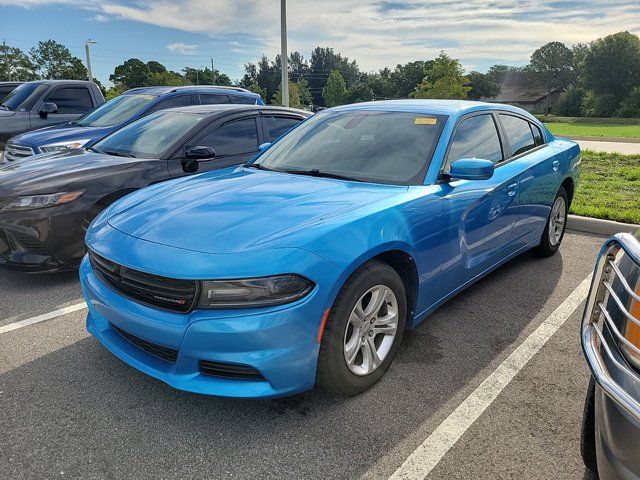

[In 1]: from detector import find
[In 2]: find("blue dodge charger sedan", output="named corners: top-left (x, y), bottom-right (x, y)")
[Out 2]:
top-left (80, 100), bottom-right (580, 398)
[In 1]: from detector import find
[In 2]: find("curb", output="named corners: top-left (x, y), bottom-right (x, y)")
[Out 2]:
top-left (565, 135), bottom-right (640, 144)
top-left (567, 215), bottom-right (639, 236)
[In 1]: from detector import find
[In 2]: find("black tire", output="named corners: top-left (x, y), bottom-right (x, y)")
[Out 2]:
top-left (535, 186), bottom-right (569, 257)
top-left (316, 260), bottom-right (407, 396)
top-left (581, 377), bottom-right (598, 473)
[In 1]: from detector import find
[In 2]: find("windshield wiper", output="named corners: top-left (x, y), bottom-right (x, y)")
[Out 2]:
top-left (99, 148), bottom-right (136, 158)
top-left (282, 168), bottom-right (364, 182)
top-left (246, 162), bottom-right (276, 171)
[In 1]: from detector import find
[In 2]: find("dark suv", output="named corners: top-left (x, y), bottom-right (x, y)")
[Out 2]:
top-left (3, 86), bottom-right (264, 163)
top-left (0, 104), bottom-right (309, 272)
top-left (0, 80), bottom-right (104, 151)
top-left (0, 82), bottom-right (22, 99)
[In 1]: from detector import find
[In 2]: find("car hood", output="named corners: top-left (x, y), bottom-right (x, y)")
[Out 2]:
top-left (0, 109), bottom-right (16, 118)
top-left (107, 167), bottom-right (405, 254)
top-left (0, 149), bottom-right (144, 196)
top-left (10, 124), bottom-right (114, 148)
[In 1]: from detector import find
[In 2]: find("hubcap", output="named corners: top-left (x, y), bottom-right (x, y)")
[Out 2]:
top-left (549, 196), bottom-right (566, 246)
top-left (343, 285), bottom-right (398, 376)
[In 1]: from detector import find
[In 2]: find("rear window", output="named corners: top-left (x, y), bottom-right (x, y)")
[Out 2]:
top-left (76, 94), bottom-right (157, 127)
top-left (231, 95), bottom-right (258, 105)
top-left (199, 94), bottom-right (230, 105)
top-left (499, 114), bottom-right (536, 156)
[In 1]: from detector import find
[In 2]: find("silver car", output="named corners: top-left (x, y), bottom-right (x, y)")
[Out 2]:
top-left (581, 231), bottom-right (640, 479)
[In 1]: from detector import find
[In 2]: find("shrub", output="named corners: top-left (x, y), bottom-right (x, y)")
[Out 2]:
top-left (581, 90), bottom-right (617, 117)
top-left (617, 87), bottom-right (640, 118)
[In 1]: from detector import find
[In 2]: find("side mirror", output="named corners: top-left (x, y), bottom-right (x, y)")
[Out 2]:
top-left (39, 102), bottom-right (58, 118)
top-left (448, 158), bottom-right (495, 181)
top-left (258, 142), bottom-right (272, 152)
top-left (185, 145), bottom-right (216, 160)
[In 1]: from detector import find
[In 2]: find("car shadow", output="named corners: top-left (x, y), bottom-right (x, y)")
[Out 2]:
top-left (1, 247), bottom-right (583, 479)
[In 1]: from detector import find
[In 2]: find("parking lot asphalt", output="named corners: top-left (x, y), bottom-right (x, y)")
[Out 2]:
top-left (0, 232), bottom-right (604, 479)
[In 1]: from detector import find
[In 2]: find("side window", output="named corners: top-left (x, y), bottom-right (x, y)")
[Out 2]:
top-left (147, 95), bottom-right (193, 114)
top-left (46, 87), bottom-right (93, 114)
top-left (231, 95), bottom-right (258, 105)
top-left (499, 114), bottom-right (536, 156)
top-left (446, 114), bottom-right (503, 168)
top-left (197, 117), bottom-right (259, 157)
top-left (531, 123), bottom-right (545, 146)
top-left (264, 115), bottom-right (302, 141)
top-left (200, 94), bottom-right (230, 105)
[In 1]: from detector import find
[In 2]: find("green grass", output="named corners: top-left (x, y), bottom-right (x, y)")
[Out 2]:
top-left (545, 122), bottom-right (640, 139)
top-left (571, 151), bottom-right (640, 224)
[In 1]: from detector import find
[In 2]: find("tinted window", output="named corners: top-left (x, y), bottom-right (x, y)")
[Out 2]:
top-left (147, 95), bottom-right (194, 113)
top-left (1, 83), bottom-right (48, 111)
top-left (200, 94), bottom-right (230, 105)
top-left (0, 85), bottom-right (17, 99)
top-left (94, 111), bottom-right (205, 158)
top-left (256, 111), bottom-right (446, 186)
top-left (531, 123), bottom-right (545, 146)
top-left (198, 117), bottom-right (259, 157)
top-left (231, 95), bottom-right (258, 105)
top-left (264, 116), bottom-right (302, 141)
top-left (446, 114), bottom-right (503, 167)
top-left (76, 94), bottom-right (157, 127)
top-left (46, 87), bottom-right (93, 114)
top-left (499, 114), bottom-right (536, 156)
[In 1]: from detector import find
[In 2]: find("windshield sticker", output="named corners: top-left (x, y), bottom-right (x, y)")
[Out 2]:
top-left (415, 117), bottom-right (438, 125)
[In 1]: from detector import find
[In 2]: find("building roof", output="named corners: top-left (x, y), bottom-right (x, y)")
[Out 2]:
top-left (482, 72), bottom-right (560, 104)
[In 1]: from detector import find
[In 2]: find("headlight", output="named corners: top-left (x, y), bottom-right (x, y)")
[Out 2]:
top-left (39, 139), bottom-right (92, 153)
top-left (198, 274), bottom-right (314, 309)
top-left (1, 191), bottom-right (84, 211)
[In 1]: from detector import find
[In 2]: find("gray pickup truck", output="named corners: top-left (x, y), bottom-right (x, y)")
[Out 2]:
top-left (0, 80), bottom-right (104, 150)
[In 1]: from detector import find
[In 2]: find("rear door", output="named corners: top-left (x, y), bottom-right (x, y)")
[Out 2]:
top-left (31, 86), bottom-right (94, 128)
top-left (168, 113), bottom-right (263, 177)
top-left (495, 113), bottom-right (558, 248)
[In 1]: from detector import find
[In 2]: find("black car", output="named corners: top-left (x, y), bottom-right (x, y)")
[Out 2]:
top-left (0, 104), bottom-right (310, 272)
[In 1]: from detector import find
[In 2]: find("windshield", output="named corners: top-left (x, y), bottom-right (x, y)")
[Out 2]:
top-left (255, 110), bottom-right (447, 185)
top-left (93, 111), bottom-right (205, 158)
top-left (1, 83), bottom-right (48, 111)
top-left (75, 94), bottom-right (157, 127)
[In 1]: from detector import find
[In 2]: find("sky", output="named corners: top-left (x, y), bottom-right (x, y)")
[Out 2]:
top-left (1, 0), bottom-right (639, 86)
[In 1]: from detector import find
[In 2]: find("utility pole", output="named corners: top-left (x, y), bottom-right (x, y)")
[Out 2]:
top-left (85, 39), bottom-right (97, 82)
top-left (280, 0), bottom-right (289, 106)
top-left (210, 57), bottom-right (215, 84)
top-left (3, 39), bottom-right (10, 81)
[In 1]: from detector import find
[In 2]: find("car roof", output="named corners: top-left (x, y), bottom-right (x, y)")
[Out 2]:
top-left (329, 99), bottom-right (538, 121)
top-left (0, 81), bottom-right (22, 86)
top-left (162, 104), bottom-right (311, 116)
top-left (21, 79), bottom-right (96, 86)
top-left (123, 85), bottom-right (261, 98)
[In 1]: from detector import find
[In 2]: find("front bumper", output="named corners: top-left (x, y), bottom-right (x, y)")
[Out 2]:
top-left (0, 201), bottom-right (88, 272)
top-left (582, 233), bottom-right (640, 479)
top-left (80, 245), bottom-right (341, 398)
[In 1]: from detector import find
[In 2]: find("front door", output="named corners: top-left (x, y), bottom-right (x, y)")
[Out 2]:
top-left (31, 86), bottom-right (94, 130)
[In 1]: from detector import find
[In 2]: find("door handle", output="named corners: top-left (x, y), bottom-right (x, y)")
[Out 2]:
top-left (552, 160), bottom-right (560, 172)
top-left (507, 183), bottom-right (518, 197)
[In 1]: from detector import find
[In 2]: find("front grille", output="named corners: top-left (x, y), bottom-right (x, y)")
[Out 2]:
top-left (89, 251), bottom-right (198, 313)
top-left (199, 360), bottom-right (265, 380)
top-left (111, 323), bottom-right (178, 363)
top-left (4, 143), bottom-right (34, 162)
top-left (11, 232), bottom-right (50, 256)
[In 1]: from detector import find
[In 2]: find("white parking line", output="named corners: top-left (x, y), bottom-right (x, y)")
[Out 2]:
top-left (0, 302), bottom-right (87, 334)
top-left (389, 274), bottom-right (592, 480)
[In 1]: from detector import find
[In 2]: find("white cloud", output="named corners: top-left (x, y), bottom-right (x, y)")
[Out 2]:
top-left (1, 0), bottom-right (639, 72)
top-left (166, 42), bottom-right (198, 55)
top-left (93, 13), bottom-right (109, 22)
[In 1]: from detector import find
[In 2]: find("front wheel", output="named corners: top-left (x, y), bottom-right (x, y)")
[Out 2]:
top-left (535, 186), bottom-right (568, 257)
top-left (316, 260), bottom-right (407, 396)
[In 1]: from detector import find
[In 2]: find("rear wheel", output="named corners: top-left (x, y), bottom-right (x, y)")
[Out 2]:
top-left (536, 186), bottom-right (568, 257)
top-left (317, 260), bottom-right (406, 395)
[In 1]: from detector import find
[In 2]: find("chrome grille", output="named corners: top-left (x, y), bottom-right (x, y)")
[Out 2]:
top-left (4, 143), bottom-right (34, 162)
top-left (582, 233), bottom-right (640, 419)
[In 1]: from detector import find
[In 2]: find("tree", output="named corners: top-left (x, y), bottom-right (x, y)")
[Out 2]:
top-left (347, 83), bottom-right (374, 103)
top-left (146, 61), bottom-right (167, 75)
top-left (389, 60), bottom-right (433, 98)
top-left (0, 43), bottom-right (37, 81)
top-left (243, 81), bottom-right (267, 100)
top-left (183, 66), bottom-right (231, 86)
top-left (363, 68), bottom-right (395, 100)
top-left (486, 64), bottom-right (521, 84)
top-left (584, 31), bottom-right (640, 104)
top-left (273, 81), bottom-right (302, 108)
top-left (105, 84), bottom-right (127, 100)
top-left (149, 70), bottom-right (184, 86)
top-left (467, 71), bottom-right (500, 100)
top-left (617, 87), bottom-right (640, 118)
top-left (553, 87), bottom-right (585, 116)
top-left (528, 41), bottom-right (574, 94)
top-left (411, 52), bottom-right (470, 99)
top-left (297, 78), bottom-right (313, 107)
top-left (309, 47), bottom-right (359, 106)
top-left (323, 70), bottom-right (348, 107)
top-left (110, 58), bottom-right (150, 88)
top-left (29, 40), bottom-right (87, 80)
